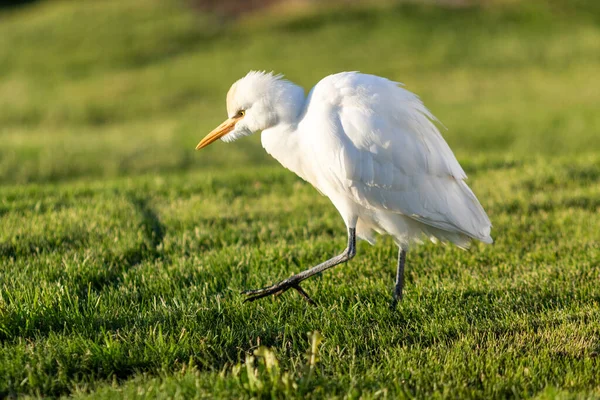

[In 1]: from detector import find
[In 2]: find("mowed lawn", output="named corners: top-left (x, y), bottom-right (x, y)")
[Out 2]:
top-left (1, 0), bottom-right (600, 398)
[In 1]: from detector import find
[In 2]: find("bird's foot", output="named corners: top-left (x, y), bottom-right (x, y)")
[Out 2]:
top-left (242, 279), bottom-right (317, 306)
top-left (389, 293), bottom-right (402, 310)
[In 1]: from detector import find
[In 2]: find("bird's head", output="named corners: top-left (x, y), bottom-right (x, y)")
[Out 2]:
top-left (195, 71), bottom-right (304, 150)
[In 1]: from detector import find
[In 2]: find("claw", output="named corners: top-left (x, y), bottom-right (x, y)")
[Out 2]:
top-left (242, 280), bottom-right (316, 305)
top-left (242, 282), bottom-right (290, 303)
top-left (292, 285), bottom-right (317, 306)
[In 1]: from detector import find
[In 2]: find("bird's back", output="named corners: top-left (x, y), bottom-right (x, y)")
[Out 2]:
top-left (299, 72), bottom-right (493, 245)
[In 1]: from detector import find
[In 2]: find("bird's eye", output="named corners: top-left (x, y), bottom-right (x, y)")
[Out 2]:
top-left (238, 110), bottom-right (245, 117)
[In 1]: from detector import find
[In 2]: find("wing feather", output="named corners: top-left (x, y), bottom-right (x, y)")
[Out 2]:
top-left (303, 72), bottom-right (492, 243)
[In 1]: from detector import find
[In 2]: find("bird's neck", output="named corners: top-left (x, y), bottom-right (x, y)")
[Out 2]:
top-left (271, 81), bottom-right (306, 125)
top-left (261, 123), bottom-right (311, 183)
top-left (260, 81), bottom-right (312, 181)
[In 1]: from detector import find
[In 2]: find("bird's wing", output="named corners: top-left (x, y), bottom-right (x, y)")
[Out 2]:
top-left (301, 72), bottom-right (492, 243)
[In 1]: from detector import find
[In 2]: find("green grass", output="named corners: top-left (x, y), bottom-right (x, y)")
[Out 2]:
top-left (1, 0), bottom-right (599, 398)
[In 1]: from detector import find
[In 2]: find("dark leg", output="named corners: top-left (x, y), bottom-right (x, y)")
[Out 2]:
top-left (243, 228), bottom-right (356, 305)
top-left (391, 248), bottom-right (406, 309)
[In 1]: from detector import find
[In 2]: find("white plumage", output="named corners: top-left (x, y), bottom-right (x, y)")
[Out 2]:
top-left (196, 71), bottom-right (492, 306)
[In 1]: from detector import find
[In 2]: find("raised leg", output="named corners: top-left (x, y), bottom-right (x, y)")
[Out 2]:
top-left (243, 228), bottom-right (356, 305)
top-left (391, 248), bottom-right (406, 309)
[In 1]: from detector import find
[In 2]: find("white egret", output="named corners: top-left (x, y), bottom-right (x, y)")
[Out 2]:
top-left (196, 71), bottom-right (492, 307)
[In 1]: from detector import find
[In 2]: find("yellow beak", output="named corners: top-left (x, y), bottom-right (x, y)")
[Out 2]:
top-left (195, 116), bottom-right (241, 150)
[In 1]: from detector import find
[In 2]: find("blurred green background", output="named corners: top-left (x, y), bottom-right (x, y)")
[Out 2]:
top-left (1, 0), bottom-right (598, 184)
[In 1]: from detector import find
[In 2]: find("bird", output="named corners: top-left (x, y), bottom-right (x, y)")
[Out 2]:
top-left (195, 71), bottom-right (492, 308)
